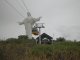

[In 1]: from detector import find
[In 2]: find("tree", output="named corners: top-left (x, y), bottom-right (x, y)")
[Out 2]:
top-left (18, 35), bottom-right (28, 40)
top-left (56, 37), bottom-right (66, 42)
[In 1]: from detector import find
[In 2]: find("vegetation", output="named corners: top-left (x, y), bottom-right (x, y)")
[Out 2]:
top-left (56, 37), bottom-right (66, 42)
top-left (0, 36), bottom-right (80, 60)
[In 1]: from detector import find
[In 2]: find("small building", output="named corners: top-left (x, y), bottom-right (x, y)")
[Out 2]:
top-left (36, 33), bottom-right (53, 44)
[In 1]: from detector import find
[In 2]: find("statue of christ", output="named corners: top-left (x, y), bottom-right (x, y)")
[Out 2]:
top-left (19, 12), bottom-right (41, 39)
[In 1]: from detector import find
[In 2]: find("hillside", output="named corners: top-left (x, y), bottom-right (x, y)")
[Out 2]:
top-left (0, 37), bottom-right (80, 60)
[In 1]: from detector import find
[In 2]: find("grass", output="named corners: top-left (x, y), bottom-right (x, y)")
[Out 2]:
top-left (0, 38), bottom-right (80, 60)
top-left (29, 42), bottom-right (80, 60)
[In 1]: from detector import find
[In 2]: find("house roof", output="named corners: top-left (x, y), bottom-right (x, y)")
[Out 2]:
top-left (36, 33), bottom-right (53, 40)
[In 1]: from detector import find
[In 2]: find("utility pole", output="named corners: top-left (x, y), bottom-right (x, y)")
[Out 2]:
top-left (52, 34), bottom-right (54, 44)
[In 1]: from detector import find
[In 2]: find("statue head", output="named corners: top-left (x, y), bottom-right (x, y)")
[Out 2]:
top-left (27, 12), bottom-right (31, 16)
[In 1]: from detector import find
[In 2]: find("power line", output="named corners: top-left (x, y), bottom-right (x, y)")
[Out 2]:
top-left (20, 0), bottom-right (29, 12)
top-left (4, 0), bottom-right (25, 17)
top-left (17, 0), bottom-right (26, 13)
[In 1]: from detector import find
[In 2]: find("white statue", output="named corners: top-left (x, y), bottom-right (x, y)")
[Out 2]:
top-left (18, 12), bottom-right (41, 39)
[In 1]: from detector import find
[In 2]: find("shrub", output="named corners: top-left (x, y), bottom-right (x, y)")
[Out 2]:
top-left (56, 37), bottom-right (66, 42)
top-left (18, 35), bottom-right (28, 40)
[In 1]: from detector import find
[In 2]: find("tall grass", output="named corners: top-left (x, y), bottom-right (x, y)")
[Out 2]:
top-left (0, 39), bottom-right (80, 60)
top-left (29, 42), bottom-right (80, 60)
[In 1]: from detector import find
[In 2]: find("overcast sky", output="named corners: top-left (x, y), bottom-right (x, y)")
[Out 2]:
top-left (0, 0), bottom-right (80, 41)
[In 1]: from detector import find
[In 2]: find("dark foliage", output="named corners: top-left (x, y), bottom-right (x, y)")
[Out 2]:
top-left (18, 35), bottom-right (28, 40)
top-left (56, 37), bottom-right (66, 42)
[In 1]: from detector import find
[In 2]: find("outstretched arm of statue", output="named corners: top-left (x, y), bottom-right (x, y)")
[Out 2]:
top-left (36, 16), bottom-right (42, 21)
top-left (33, 16), bottom-right (42, 22)
top-left (18, 21), bottom-right (24, 25)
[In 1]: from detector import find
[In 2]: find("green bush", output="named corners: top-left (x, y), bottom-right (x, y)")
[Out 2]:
top-left (56, 37), bottom-right (66, 42)
top-left (18, 35), bottom-right (28, 40)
